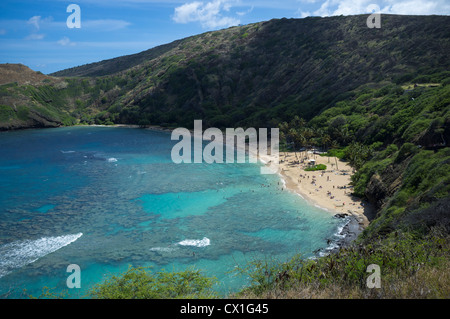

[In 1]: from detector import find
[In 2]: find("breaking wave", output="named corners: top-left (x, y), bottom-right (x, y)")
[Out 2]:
top-left (0, 233), bottom-right (83, 278)
top-left (177, 237), bottom-right (210, 247)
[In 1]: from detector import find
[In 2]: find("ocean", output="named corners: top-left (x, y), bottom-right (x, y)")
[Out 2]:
top-left (0, 126), bottom-right (345, 298)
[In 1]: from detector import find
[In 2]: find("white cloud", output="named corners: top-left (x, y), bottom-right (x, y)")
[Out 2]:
top-left (22, 16), bottom-right (131, 32)
top-left (82, 19), bottom-right (132, 31)
top-left (27, 16), bottom-right (41, 30)
top-left (25, 16), bottom-right (55, 40)
top-left (309, 0), bottom-right (450, 16)
top-left (312, 0), bottom-right (331, 16)
top-left (310, 0), bottom-right (371, 16)
top-left (26, 16), bottom-right (55, 31)
top-left (173, 0), bottom-right (240, 29)
top-left (173, 1), bottom-right (204, 23)
top-left (57, 36), bottom-right (76, 46)
top-left (333, 0), bottom-right (372, 15)
top-left (236, 5), bottom-right (254, 16)
top-left (383, 0), bottom-right (447, 15)
top-left (25, 33), bottom-right (45, 40)
top-left (298, 10), bottom-right (312, 18)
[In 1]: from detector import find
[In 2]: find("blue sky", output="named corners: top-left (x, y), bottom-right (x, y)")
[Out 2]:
top-left (1, 0), bottom-right (449, 74)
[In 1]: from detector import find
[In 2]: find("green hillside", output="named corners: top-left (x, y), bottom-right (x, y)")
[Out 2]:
top-left (1, 14), bottom-right (449, 299)
top-left (2, 15), bottom-right (449, 130)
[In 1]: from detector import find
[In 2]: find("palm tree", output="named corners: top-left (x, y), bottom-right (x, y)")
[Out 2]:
top-left (290, 115), bottom-right (306, 130)
top-left (322, 134), bottom-right (332, 163)
top-left (288, 128), bottom-right (300, 160)
top-left (297, 131), bottom-right (306, 160)
top-left (278, 121), bottom-right (289, 136)
top-left (329, 139), bottom-right (340, 170)
top-left (298, 117), bottom-right (307, 129)
top-left (302, 127), bottom-right (314, 159)
top-left (335, 126), bottom-right (353, 146)
top-left (279, 131), bottom-right (288, 160)
top-left (346, 141), bottom-right (372, 170)
top-left (278, 122), bottom-right (290, 160)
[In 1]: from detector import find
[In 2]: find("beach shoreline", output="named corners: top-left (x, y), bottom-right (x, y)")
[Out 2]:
top-left (258, 150), bottom-right (374, 253)
top-left (259, 151), bottom-right (372, 229)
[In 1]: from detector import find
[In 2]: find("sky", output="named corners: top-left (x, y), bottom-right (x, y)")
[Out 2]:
top-left (0, 0), bottom-right (449, 74)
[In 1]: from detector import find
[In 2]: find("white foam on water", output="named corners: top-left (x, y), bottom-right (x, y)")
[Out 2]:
top-left (0, 233), bottom-right (83, 278)
top-left (280, 177), bottom-right (286, 188)
top-left (318, 218), bottom-right (352, 257)
top-left (335, 219), bottom-right (350, 239)
top-left (60, 150), bottom-right (75, 154)
top-left (107, 158), bottom-right (118, 163)
top-left (149, 247), bottom-right (175, 252)
top-left (177, 237), bottom-right (210, 248)
top-left (314, 204), bottom-right (332, 213)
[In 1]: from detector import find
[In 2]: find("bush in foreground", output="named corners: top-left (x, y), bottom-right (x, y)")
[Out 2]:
top-left (88, 266), bottom-right (218, 299)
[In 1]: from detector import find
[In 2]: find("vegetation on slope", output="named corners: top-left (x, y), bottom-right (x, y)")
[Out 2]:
top-left (88, 267), bottom-right (218, 299)
top-left (234, 228), bottom-right (450, 299)
top-left (2, 14), bottom-right (449, 131)
top-left (1, 14), bottom-right (449, 299)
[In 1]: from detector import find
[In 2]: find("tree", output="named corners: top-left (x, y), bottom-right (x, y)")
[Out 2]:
top-left (335, 126), bottom-right (353, 145)
top-left (279, 130), bottom-right (288, 160)
top-left (345, 141), bottom-right (373, 170)
top-left (278, 122), bottom-right (290, 160)
top-left (329, 140), bottom-right (340, 170)
top-left (288, 128), bottom-right (301, 160)
top-left (322, 134), bottom-right (332, 163)
top-left (290, 115), bottom-right (306, 129)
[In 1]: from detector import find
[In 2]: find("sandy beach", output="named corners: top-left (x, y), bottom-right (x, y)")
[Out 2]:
top-left (260, 151), bottom-right (372, 229)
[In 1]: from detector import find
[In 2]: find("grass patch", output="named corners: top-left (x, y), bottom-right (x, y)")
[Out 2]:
top-left (320, 148), bottom-right (345, 159)
top-left (304, 164), bottom-right (327, 171)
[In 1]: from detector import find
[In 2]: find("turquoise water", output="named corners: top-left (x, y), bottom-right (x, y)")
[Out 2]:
top-left (0, 126), bottom-right (344, 298)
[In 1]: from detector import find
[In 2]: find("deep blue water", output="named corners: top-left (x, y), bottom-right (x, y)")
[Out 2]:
top-left (0, 126), bottom-right (344, 298)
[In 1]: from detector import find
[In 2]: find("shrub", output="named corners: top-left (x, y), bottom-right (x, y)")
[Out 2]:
top-left (16, 106), bottom-right (30, 121)
top-left (88, 266), bottom-right (218, 299)
top-left (384, 144), bottom-right (399, 157)
top-left (395, 142), bottom-right (418, 163)
top-left (0, 104), bottom-right (16, 122)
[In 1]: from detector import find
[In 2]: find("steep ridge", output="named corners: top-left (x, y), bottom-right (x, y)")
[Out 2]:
top-left (1, 15), bottom-right (449, 131)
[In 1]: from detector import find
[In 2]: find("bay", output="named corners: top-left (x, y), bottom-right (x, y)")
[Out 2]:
top-left (0, 126), bottom-right (344, 298)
